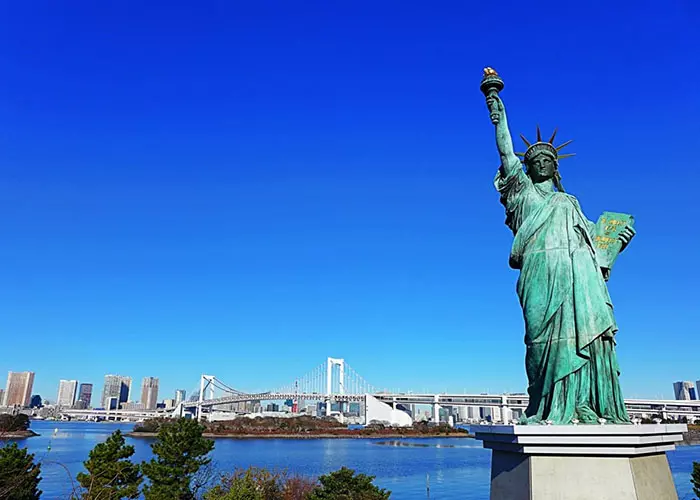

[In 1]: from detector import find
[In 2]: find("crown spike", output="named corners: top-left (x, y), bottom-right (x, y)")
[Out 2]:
top-left (557, 153), bottom-right (576, 159)
top-left (519, 134), bottom-right (531, 147)
top-left (514, 152), bottom-right (526, 157)
top-left (548, 128), bottom-right (558, 144)
top-left (536, 125), bottom-right (542, 142)
top-left (556, 139), bottom-right (573, 151)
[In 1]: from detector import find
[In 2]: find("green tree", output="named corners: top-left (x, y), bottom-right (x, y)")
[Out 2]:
top-left (142, 418), bottom-right (214, 500)
top-left (308, 467), bottom-right (390, 500)
top-left (0, 414), bottom-right (30, 432)
top-left (0, 442), bottom-right (42, 500)
top-left (692, 461), bottom-right (700, 499)
top-left (76, 429), bottom-right (142, 499)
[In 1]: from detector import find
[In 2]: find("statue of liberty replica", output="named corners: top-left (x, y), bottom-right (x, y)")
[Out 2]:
top-left (481, 68), bottom-right (636, 425)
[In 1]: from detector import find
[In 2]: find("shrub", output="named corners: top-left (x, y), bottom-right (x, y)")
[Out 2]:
top-left (204, 467), bottom-right (316, 500)
top-left (308, 467), bottom-right (390, 499)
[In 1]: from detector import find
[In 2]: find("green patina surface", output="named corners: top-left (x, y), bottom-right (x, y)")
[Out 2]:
top-left (481, 68), bottom-right (635, 425)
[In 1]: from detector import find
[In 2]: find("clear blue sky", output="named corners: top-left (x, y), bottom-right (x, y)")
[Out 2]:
top-left (1, 1), bottom-right (699, 403)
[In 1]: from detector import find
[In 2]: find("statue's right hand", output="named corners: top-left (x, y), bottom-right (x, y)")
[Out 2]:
top-left (486, 95), bottom-right (503, 125)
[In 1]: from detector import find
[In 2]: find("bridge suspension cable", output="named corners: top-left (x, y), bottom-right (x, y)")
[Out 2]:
top-left (272, 358), bottom-right (378, 396)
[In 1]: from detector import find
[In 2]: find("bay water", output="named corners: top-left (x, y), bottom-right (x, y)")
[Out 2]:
top-left (9, 421), bottom-right (700, 499)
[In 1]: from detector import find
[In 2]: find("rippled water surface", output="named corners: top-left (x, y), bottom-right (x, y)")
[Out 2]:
top-left (7, 421), bottom-right (700, 499)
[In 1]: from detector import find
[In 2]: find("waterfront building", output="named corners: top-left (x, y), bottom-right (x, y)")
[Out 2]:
top-left (140, 377), bottom-right (159, 410)
top-left (121, 402), bottom-right (144, 410)
top-left (673, 381), bottom-right (697, 400)
top-left (0, 389), bottom-right (4, 406)
top-left (454, 406), bottom-right (469, 422)
top-left (57, 380), bottom-right (79, 407)
top-left (3, 371), bottom-right (35, 407)
top-left (106, 396), bottom-right (119, 410)
top-left (348, 402), bottom-right (362, 416)
top-left (78, 383), bottom-right (93, 408)
top-left (162, 398), bottom-right (176, 409)
top-left (480, 406), bottom-right (501, 422)
top-left (510, 408), bottom-right (524, 420)
top-left (101, 375), bottom-right (131, 408)
top-left (175, 389), bottom-right (186, 406)
top-left (72, 400), bottom-right (87, 409)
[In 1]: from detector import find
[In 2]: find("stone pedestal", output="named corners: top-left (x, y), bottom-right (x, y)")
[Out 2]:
top-left (472, 423), bottom-right (687, 500)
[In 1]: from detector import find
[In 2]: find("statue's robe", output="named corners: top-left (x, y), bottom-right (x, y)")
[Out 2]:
top-left (495, 163), bottom-right (629, 424)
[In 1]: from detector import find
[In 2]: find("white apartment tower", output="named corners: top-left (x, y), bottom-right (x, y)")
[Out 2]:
top-left (57, 380), bottom-right (79, 407)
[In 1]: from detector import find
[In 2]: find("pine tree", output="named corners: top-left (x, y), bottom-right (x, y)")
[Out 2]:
top-left (76, 429), bottom-right (142, 499)
top-left (142, 418), bottom-right (215, 500)
top-left (308, 467), bottom-right (390, 499)
top-left (691, 461), bottom-right (700, 499)
top-left (0, 442), bottom-right (42, 500)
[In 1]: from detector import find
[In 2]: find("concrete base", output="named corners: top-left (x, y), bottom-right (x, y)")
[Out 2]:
top-left (472, 424), bottom-right (687, 500)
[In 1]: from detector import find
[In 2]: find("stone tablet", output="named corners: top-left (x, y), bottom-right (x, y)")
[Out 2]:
top-left (594, 211), bottom-right (635, 273)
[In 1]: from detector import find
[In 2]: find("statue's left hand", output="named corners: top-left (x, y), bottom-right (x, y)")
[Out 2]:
top-left (618, 226), bottom-right (636, 252)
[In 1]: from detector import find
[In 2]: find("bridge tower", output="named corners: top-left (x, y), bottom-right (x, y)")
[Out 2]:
top-left (198, 375), bottom-right (216, 421)
top-left (326, 357), bottom-right (345, 416)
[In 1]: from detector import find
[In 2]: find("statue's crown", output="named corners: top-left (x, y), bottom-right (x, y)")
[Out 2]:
top-left (516, 126), bottom-right (575, 164)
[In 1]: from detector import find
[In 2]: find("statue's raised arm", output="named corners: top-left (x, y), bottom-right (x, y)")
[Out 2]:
top-left (480, 68), bottom-right (520, 176)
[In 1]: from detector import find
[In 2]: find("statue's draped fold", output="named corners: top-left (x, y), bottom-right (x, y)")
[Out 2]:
top-left (495, 164), bottom-right (629, 424)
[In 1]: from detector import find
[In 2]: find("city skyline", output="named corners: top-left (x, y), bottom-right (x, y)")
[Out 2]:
top-left (1, 3), bottom-right (698, 401)
top-left (4, 366), bottom-right (700, 409)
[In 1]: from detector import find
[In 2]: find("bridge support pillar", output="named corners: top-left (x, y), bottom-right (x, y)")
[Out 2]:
top-left (500, 395), bottom-right (510, 424)
top-left (432, 395), bottom-right (441, 424)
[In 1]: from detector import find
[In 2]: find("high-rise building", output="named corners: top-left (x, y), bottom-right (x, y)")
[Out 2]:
top-left (175, 389), bottom-right (186, 406)
top-left (4, 371), bottom-right (35, 407)
top-left (673, 381), bottom-right (697, 400)
top-left (101, 375), bottom-right (131, 408)
top-left (0, 389), bottom-right (4, 406)
top-left (57, 380), bottom-right (79, 407)
top-left (78, 383), bottom-right (93, 408)
top-left (140, 377), bottom-right (159, 410)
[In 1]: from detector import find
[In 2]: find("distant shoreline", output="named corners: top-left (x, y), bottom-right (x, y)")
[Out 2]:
top-left (0, 430), bottom-right (40, 439)
top-left (126, 431), bottom-right (474, 440)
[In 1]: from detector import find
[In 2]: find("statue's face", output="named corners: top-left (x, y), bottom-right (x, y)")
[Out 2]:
top-left (527, 153), bottom-right (557, 183)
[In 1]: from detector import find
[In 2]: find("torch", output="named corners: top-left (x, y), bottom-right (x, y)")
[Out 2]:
top-left (480, 67), bottom-right (504, 123)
